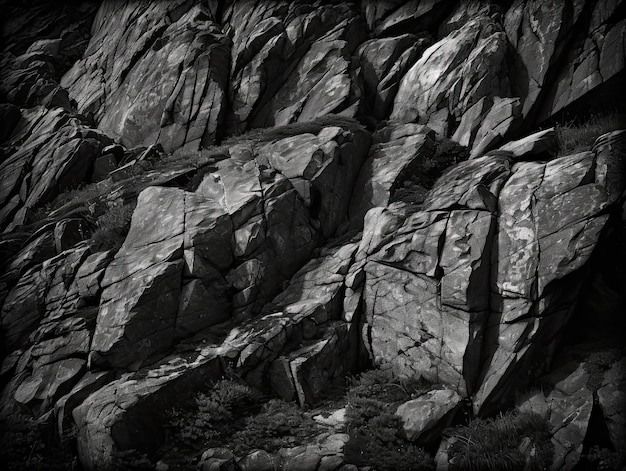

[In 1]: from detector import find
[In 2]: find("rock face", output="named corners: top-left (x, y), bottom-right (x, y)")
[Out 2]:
top-left (62, 2), bottom-right (231, 152)
top-left (1, 1), bottom-right (626, 470)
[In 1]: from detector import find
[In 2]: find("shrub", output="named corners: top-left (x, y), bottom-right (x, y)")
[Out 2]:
top-left (443, 410), bottom-right (553, 471)
top-left (0, 414), bottom-right (77, 470)
top-left (584, 445), bottom-right (626, 471)
top-left (556, 111), bottom-right (626, 156)
top-left (89, 202), bottom-right (135, 252)
top-left (343, 368), bottom-right (434, 471)
top-left (166, 379), bottom-right (261, 453)
top-left (231, 399), bottom-right (320, 454)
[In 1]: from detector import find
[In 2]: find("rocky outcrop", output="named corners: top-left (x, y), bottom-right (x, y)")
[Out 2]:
top-left (226, 2), bottom-right (365, 133)
top-left (1, 1), bottom-right (626, 470)
top-left (0, 106), bottom-right (113, 231)
top-left (0, 1), bottom-right (98, 110)
top-left (360, 132), bottom-right (625, 412)
top-left (61, 2), bottom-right (230, 153)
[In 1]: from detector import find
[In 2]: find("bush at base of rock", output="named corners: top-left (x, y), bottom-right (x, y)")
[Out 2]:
top-left (442, 411), bottom-right (553, 471)
top-left (158, 379), bottom-right (322, 467)
top-left (89, 202), bottom-right (135, 252)
top-left (232, 400), bottom-right (319, 455)
top-left (343, 368), bottom-right (435, 471)
top-left (0, 413), bottom-right (78, 471)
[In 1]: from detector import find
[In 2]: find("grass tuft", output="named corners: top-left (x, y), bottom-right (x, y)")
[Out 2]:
top-left (343, 368), bottom-right (435, 471)
top-left (556, 112), bottom-right (626, 156)
top-left (443, 410), bottom-right (553, 471)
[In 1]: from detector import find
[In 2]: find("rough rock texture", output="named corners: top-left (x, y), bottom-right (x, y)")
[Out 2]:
top-left (396, 388), bottom-right (462, 444)
top-left (62, 2), bottom-right (231, 152)
top-left (0, 106), bottom-right (113, 231)
top-left (1, 1), bottom-right (626, 470)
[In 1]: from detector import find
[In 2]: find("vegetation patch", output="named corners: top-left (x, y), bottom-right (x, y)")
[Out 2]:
top-left (343, 368), bottom-right (435, 471)
top-left (391, 137), bottom-right (469, 207)
top-left (556, 111), bottom-right (626, 156)
top-left (0, 414), bottom-right (77, 470)
top-left (89, 201), bottom-right (136, 252)
top-left (150, 379), bottom-right (321, 469)
top-left (222, 114), bottom-right (366, 146)
top-left (443, 410), bottom-right (553, 471)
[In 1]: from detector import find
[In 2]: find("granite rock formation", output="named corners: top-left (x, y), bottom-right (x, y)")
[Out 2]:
top-left (1, 1), bottom-right (625, 470)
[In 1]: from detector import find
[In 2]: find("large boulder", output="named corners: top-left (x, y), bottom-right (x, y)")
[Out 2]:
top-left (360, 128), bottom-right (625, 410)
top-left (391, 14), bottom-right (513, 142)
top-left (225, 2), bottom-right (365, 133)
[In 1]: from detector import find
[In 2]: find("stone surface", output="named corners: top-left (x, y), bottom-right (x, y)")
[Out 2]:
top-left (597, 358), bottom-right (626, 451)
top-left (391, 15), bottom-right (511, 142)
top-left (538, 4), bottom-right (626, 119)
top-left (0, 107), bottom-right (113, 230)
top-left (396, 388), bottom-right (462, 444)
top-left (349, 123), bottom-right (435, 226)
top-left (1, 2), bottom-right (626, 470)
top-left (358, 34), bottom-right (429, 119)
top-left (62, 2), bottom-right (230, 153)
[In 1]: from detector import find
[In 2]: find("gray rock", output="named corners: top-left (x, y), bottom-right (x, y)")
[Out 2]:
top-left (349, 123), bottom-right (435, 226)
top-left (63, 3), bottom-right (230, 153)
top-left (396, 388), bottom-right (462, 444)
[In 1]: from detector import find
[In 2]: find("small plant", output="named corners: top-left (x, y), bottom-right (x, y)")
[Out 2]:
top-left (443, 410), bottom-right (553, 471)
top-left (0, 414), bottom-right (77, 470)
top-left (167, 379), bottom-right (260, 451)
top-left (223, 114), bottom-right (366, 146)
top-left (556, 111), bottom-right (626, 156)
top-left (232, 399), bottom-right (320, 454)
top-left (343, 368), bottom-right (434, 471)
top-left (584, 445), bottom-right (626, 471)
top-left (89, 202), bottom-right (135, 252)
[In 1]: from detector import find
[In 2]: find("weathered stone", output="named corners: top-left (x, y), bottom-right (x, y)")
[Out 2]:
top-left (74, 250), bottom-right (113, 300)
top-left (226, 2), bottom-right (364, 132)
top-left (257, 123), bottom-right (370, 237)
top-left (54, 370), bottom-right (115, 440)
top-left (391, 16), bottom-right (511, 140)
top-left (538, 6), bottom-right (626, 120)
top-left (62, 3), bottom-right (230, 153)
top-left (504, 0), bottom-right (575, 120)
top-left (358, 34), bottom-right (428, 119)
top-left (349, 123), bottom-right (435, 226)
top-left (14, 358), bottom-right (85, 413)
top-left (0, 106), bottom-right (112, 230)
top-left (422, 156), bottom-right (511, 212)
top-left (53, 218), bottom-right (89, 252)
top-left (176, 279), bottom-right (231, 338)
top-left (74, 353), bottom-right (223, 470)
top-left (517, 362), bottom-right (593, 471)
top-left (396, 388), bottom-right (462, 444)
top-left (237, 449), bottom-right (275, 471)
top-left (474, 150), bottom-right (616, 413)
top-left (1, 262), bottom-right (56, 351)
top-left (597, 358), bottom-right (626, 451)
top-left (281, 445), bottom-right (322, 471)
top-left (271, 323), bottom-right (355, 406)
top-left (200, 448), bottom-right (237, 471)
top-left (593, 130), bottom-right (626, 204)
top-left (4, 229), bottom-right (56, 279)
top-left (470, 97), bottom-right (522, 158)
top-left (494, 127), bottom-right (558, 159)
